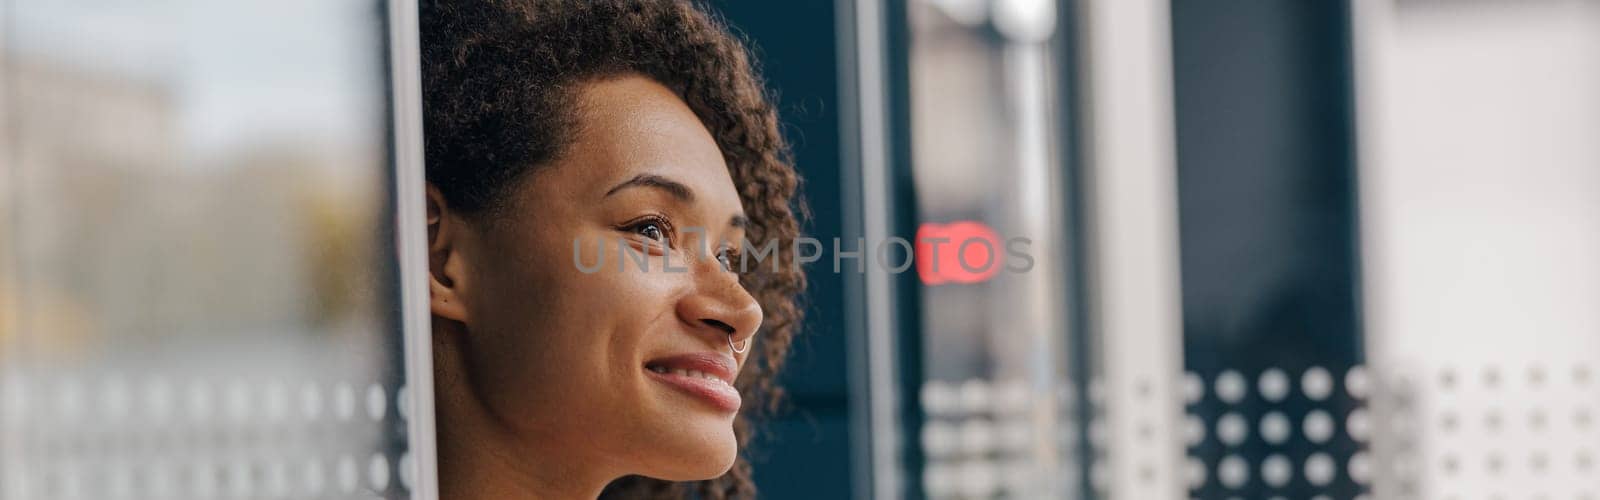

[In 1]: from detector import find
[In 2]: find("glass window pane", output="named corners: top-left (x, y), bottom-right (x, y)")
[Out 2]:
top-left (903, 1), bottom-right (1078, 498)
top-left (0, 1), bottom-right (420, 499)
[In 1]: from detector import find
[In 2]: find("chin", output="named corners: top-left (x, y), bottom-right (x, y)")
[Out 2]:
top-left (642, 420), bottom-right (740, 481)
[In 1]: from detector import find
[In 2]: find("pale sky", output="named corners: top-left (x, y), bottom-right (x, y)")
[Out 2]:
top-left (8, 0), bottom-right (387, 158)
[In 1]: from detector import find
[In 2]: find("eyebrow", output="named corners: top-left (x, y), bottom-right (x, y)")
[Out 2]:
top-left (604, 173), bottom-right (695, 202)
top-left (604, 173), bottom-right (750, 230)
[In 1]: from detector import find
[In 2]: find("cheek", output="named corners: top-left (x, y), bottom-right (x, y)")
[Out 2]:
top-left (559, 256), bottom-right (686, 364)
top-left (468, 232), bottom-right (684, 393)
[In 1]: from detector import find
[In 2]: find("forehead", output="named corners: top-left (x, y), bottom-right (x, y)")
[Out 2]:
top-left (552, 76), bottom-right (742, 211)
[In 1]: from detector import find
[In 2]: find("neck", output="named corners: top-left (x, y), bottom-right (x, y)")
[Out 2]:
top-left (433, 323), bottom-right (618, 500)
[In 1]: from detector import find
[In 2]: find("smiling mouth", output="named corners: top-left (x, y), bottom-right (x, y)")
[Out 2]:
top-left (643, 353), bottom-right (741, 413)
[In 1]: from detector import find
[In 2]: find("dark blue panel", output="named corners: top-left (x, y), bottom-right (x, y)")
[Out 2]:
top-left (1172, 0), bottom-right (1362, 373)
top-left (710, 0), bottom-right (848, 400)
top-left (1171, 1), bottom-right (1365, 499)
top-left (748, 409), bottom-right (854, 499)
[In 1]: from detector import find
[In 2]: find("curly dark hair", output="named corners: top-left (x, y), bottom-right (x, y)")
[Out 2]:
top-left (419, 0), bottom-right (806, 498)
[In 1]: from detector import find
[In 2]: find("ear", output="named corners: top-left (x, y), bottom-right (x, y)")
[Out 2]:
top-left (427, 184), bottom-right (471, 323)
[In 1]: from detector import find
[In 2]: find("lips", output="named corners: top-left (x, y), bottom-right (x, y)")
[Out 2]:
top-left (644, 352), bottom-right (741, 413)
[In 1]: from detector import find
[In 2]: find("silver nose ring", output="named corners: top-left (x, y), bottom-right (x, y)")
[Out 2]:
top-left (728, 334), bottom-right (749, 354)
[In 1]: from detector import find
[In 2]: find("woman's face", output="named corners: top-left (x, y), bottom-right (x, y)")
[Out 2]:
top-left (429, 75), bottom-right (764, 481)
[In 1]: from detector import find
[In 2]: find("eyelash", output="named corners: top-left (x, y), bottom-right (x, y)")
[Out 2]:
top-left (617, 214), bottom-right (742, 273)
top-left (619, 214), bottom-right (675, 249)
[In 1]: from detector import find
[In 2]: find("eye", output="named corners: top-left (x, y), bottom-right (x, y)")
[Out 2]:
top-left (715, 246), bottom-right (739, 272)
top-left (636, 222), bottom-right (666, 242)
top-left (619, 215), bottom-right (674, 248)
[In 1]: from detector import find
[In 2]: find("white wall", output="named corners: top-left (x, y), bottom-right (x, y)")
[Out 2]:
top-left (1354, 1), bottom-right (1600, 497)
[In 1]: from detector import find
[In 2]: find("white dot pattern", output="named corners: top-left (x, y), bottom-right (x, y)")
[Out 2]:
top-left (1, 375), bottom-right (413, 499)
top-left (918, 378), bottom-right (1075, 497)
top-left (1184, 362), bottom-right (1600, 499)
top-left (1185, 366), bottom-right (1367, 498)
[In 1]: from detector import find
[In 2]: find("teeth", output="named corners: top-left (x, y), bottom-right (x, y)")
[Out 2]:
top-left (650, 365), bottom-right (728, 385)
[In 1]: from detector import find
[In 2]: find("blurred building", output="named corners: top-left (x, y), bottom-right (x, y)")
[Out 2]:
top-left (2, 1), bottom-right (416, 499)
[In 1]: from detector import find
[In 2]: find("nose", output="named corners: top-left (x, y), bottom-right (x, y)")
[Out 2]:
top-left (675, 265), bottom-right (763, 353)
